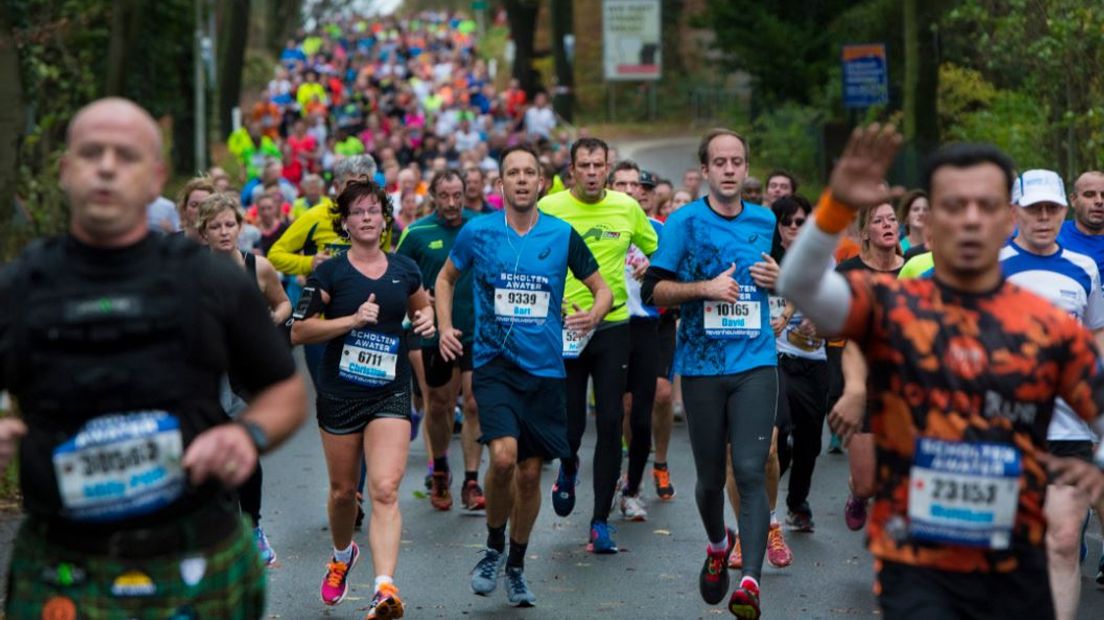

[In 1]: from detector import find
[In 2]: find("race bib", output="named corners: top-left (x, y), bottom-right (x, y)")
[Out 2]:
top-left (907, 438), bottom-right (1022, 550)
top-left (52, 411), bottom-right (185, 523)
top-left (494, 274), bottom-right (551, 324)
top-left (768, 295), bottom-right (787, 321)
top-left (562, 328), bottom-right (594, 359)
top-left (703, 300), bottom-right (762, 338)
top-left (339, 329), bottom-right (400, 387)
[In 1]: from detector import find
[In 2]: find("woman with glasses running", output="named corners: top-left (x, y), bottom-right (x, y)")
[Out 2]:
top-left (292, 181), bottom-right (435, 620)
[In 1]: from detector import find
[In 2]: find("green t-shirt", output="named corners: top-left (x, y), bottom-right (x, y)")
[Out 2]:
top-left (898, 251), bottom-right (934, 280)
top-left (334, 136), bottom-right (366, 157)
top-left (395, 210), bottom-right (480, 345)
top-left (538, 189), bottom-right (659, 323)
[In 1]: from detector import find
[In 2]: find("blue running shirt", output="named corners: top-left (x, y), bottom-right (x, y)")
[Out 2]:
top-left (650, 198), bottom-right (777, 376)
top-left (1057, 220), bottom-right (1104, 277)
top-left (450, 211), bottom-right (599, 378)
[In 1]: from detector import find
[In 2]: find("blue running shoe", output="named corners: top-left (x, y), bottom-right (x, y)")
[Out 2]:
top-left (588, 520), bottom-right (618, 554)
top-left (505, 566), bottom-right (536, 607)
top-left (471, 547), bottom-right (505, 595)
top-left (551, 462), bottom-right (577, 517)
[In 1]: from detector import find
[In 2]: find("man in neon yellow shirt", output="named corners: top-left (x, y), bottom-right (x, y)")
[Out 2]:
top-left (538, 137), bottom-right (658, 553)
top-left (296, 70), bottom-right (328, 117)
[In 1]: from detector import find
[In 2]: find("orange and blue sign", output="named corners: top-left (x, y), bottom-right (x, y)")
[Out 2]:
top-left (842, 43), bottom-right (888, 108)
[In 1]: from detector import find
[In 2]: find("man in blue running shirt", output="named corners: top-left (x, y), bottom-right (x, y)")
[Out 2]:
top-left (642, 128), bottom-right (780, 619)
top-left (436, 144), bottom-right (611, 608)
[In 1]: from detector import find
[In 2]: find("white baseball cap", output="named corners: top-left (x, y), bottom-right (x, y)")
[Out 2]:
top-left (1012, 169), bottom-right (1068, 207)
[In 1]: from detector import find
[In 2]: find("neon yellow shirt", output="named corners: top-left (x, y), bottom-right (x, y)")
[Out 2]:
top-left (267, 203), bottom-right (349, 276)
top-left (539, 189), bottom-right (658, 323)
top-left (898, 252), bottom-right (934, 280)
top-left (291, 195), bottom-right (333, 221)
top-left (296, 82), bottom-right (328, 115)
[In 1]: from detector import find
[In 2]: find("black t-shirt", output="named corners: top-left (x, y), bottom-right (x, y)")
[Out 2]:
top-left (903, 242), bottom-right (928, 262)
top-left (258, 221), bottom-right (290, 256)
top-left (0, 234), bottom-right (296, 527)
top-left (837, 254), bottom-right (903, 278)
top-left (306, 252), bottom-right (422, 400)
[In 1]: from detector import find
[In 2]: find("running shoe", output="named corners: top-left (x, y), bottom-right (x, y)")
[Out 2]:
top-left (672, 402), bottom-right (685, 423)
top-left (588, 520), bottom-right (619, 554)
top-left (551, 463), bottom-right (577, 517)
top-left (471, 547), bottom-right (505, 595)
top-left (254, 526), bottom-right (277, 566)
top-left (729, 576), bottom-right (762, 619)
top-left (619, 487), bottom-right (648, 521)
top-left (319, 542), bottom-right (359, 606)
top-left (786, 504), bottom-right (815, 533)
top-left (410, 407), bottom-right (422, 442)
top-left (766, 523), bottom-right (793, 568)
top-left (364, 583), bottom-right (404, 619)
top-left (700, 527), bottom-right (735, 604)
top-left (653, 465), bottom-right (676, 501)
top-left (355, 492), bottom-right (365, 530)
top-left (505, 566), bottom-right (537, 607)
top-left (844, 493), bottom-right (869, 531)
top-left (827, 433), bottom-right (843, 454)
top-left (461, 480), bottom-right (486, 511)
top-left (728, 536), bottom-right (742, 569)
top-left (430, 471), bottom-right (453, 511)
top-left (1097, 552), bottom-right (1104, 588)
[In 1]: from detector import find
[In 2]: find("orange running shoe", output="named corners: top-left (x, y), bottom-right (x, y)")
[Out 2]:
top-left (653, 466), bottom-right (676, 501)
top-left (364, 582), bottom-right (404, 619)
top-left (766, 523), bottom-right (793, 568)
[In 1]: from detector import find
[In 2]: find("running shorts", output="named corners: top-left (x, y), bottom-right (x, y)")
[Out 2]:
top-left (472, 356), bottom-right (569, 462)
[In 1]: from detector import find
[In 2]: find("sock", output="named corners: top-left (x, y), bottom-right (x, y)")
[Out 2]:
top-left (486, 524), bottom-right (506, 553)
top-left (333, 543), bottom-right (354, 563)
top-left (561, 455), bottom-right (578, 477)
top-left (464, 470), bottom-right (478, 484)
top-left (708, 537), bottom-right (728, 554)
top-left (433, 455), bottom-right (449, 474)
top-left (769, 510), bottom-right (779, 526)
top-left (740, 575), bottom-right (760, 592)
top-left (654, 462), bottom-right (668, 470)
top-left (507, 538), bottom-right (528, 569)
top-left (374, 575), bottom-right (393, 591)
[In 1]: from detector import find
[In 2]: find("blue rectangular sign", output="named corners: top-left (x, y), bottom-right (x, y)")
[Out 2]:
top-left (842, 44), bottom-right (888, 109)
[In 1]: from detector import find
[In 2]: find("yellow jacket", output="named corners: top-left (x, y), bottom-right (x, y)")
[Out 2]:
top-left (267, 204), bottom-right (349, 276)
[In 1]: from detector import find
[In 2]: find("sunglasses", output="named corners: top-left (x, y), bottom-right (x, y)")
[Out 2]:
top-left (781, 217), bottom-right (806, 227)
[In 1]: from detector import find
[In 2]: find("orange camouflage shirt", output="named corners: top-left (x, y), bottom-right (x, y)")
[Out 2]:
top-left (841, 272), bottom-right (1104, 573)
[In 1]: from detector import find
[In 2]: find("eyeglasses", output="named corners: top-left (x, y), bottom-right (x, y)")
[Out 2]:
top-left (781, 217), bottom-right (806, 228)
top-left (348, 208), bottom-right (381, 218)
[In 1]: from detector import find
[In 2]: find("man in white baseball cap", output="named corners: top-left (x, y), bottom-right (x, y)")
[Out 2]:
top-left (1008, 168), bottom-right (1102, 620)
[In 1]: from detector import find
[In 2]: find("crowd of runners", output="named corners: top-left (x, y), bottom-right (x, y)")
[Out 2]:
top-left (2, 9), bottom-right (1104, 620)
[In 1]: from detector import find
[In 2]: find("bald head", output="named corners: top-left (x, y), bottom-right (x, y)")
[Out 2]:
top-left (61, 97), bottom-right (167, 247)
top-left (1071, 170), bottom-right (1104, 234)
top-left (67, 97), bottom-right (163, 160)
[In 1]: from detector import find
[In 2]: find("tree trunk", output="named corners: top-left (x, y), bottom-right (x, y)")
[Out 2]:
top-left (268, 0), bottom-right (303, 54)
top-left (550, 0), bottom-right (574, 122)
top-left (0, 3), bottom-right (23, 259)
top-left (105, 0), bottom-right (139, 95)
top-left (218, 0), bottom-right (251, 139)
top-left (902, 0), bottom-right (941, 182)
top-left (504, 0), bottom-right (541, 95)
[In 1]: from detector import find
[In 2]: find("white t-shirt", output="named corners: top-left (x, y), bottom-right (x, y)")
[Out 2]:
top-left (524, 106), bottom-right (556, 138)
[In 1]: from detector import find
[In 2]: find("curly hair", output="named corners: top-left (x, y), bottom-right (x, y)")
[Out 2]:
top-left (195, 192), bottom-right (243, 235)
top-left (332, 180), bottom-right (394, 249)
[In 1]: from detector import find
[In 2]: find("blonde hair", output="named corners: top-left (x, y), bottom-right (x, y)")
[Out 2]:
top-left (177, 176), bottom-right (216, 216)
top-left (196, 192), bottom-right (244, 234)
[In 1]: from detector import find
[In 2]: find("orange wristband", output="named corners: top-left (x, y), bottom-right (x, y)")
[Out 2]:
top-left (813, 188), bottom-right (856, 234)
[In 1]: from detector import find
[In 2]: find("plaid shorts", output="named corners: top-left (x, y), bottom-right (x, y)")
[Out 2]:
top-left (5, 515), bottom-right (265, 619)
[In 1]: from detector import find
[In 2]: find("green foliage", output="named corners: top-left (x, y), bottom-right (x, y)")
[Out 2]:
top-left (749, 103), bottom-right (823, 188)
top-left (941, 0), bottom-right (1104, 175)
top-left (939, 63), bottom-right (1050, 170)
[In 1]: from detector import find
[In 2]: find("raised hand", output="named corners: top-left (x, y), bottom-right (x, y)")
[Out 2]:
top-left (829, 123), bottom-right (904, 211)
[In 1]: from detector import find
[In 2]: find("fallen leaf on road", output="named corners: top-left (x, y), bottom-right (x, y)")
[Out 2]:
top-left (653, 529), bottom-right (671, 535)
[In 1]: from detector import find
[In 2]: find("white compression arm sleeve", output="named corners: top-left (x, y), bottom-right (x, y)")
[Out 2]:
top-left (776, 223), bottom-right (853, 335)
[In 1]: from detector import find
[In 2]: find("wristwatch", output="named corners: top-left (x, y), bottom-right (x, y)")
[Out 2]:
top-left (236, 420), bottom-right (270, 454)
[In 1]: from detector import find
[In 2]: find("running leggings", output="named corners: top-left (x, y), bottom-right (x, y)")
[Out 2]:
top-left (564, 323), bottom-right (630, 523)
top-left (780, 356), bottom-right (829, 512)
top-left (240, 461), bottom-right (263, 527)
top-left (683, 367), bottom-right (777, 579)
top-left (624, 317), bottom-right (658, 496)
